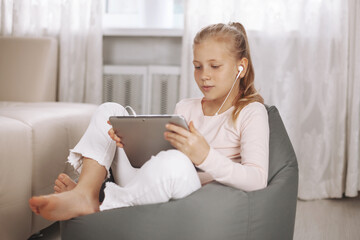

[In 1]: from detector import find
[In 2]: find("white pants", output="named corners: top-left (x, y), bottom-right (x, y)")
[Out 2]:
top-left (68, 102), bottom-right (201, 211)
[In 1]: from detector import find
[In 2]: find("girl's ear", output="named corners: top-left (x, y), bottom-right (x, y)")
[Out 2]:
top-left (237, 58), bottom-right (248, 78)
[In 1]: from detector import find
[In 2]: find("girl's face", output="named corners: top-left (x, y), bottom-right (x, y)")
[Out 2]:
top-left (193, 38), bottom-right (240, 105)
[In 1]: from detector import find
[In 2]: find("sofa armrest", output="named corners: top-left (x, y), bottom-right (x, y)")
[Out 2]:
top-left (0, 116), bottom-right (33, 240)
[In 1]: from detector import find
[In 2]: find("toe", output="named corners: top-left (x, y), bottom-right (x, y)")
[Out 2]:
top-left (59, 174), bottom-right (77, 190)
top-left (54, 186), bottom-right (61, 194)
top-left (29, 199), bottom-right (40, 214)
top-left (55, 179), bottom-right (66, 190)
top-left (29, 196), bottom-right (49, 211)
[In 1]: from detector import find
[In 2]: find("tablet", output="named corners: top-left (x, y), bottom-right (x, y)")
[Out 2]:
top-left (109, 115), bottom-right (189, 168)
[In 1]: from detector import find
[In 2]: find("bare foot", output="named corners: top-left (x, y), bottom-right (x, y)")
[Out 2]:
top-left (29, 189), bottom-right (99, 221)
top-left (54, 173), bottom-right (77, 193)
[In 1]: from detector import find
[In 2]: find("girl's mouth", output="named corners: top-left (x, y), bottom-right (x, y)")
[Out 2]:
top-left (202, 86), bottom-right (214, 92)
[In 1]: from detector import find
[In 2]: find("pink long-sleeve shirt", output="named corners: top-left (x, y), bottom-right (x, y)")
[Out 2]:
top-left (174, 98), bottom-right (269, 191)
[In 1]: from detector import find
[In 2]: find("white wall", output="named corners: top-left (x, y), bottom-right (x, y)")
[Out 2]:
top-left (103, 35), bottom-right (182, 66)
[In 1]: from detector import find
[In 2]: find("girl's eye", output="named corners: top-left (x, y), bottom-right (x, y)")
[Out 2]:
top-left (194, 66), bottom-right (201, 70)
top-left (211, 65), bottom-right (220, 69)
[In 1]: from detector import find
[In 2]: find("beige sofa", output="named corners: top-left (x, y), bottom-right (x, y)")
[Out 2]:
top-left (0, 37), bottom-right (98, 240)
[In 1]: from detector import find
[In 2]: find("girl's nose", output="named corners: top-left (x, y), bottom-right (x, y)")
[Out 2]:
top-left (201, 68), bottom-right (211, 81)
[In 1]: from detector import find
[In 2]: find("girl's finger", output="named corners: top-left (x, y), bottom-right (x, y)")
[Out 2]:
top-left (165, 123), bottom-right (190, 137)
top-left (165, 131), bottom-right (187, 145)
top-left (114, 134), bottom-right (121, 142)
top-left (167, 137), bottom-right (182, 150)
top-left (189, 121), bottom-right (198, 134)
top-left (109, 130), bottom-right (116, 140)
top-left (108, 129), bottom-right (113, 137)
top-left (108, 128), bottom-right (121, 143)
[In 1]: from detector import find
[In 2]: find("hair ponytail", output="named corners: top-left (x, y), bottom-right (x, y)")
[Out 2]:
top-left (227, 22), bottom-right (264, 122)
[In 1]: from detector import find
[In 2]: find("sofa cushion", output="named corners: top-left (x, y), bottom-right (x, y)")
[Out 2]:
top-left (0, 37), bottom-right (58, 102)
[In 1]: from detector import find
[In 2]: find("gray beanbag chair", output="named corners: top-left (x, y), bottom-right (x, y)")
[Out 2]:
top-left (60, 106), bottom-right (298, 240)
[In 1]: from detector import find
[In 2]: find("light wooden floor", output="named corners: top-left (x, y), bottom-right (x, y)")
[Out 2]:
top-left (294, 195), bottom-right (360, 240)
top-left (34, 196), bottom-right (360, 240)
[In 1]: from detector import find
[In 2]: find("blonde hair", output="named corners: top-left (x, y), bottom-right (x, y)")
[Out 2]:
top-left (193, 22), bottom-right (264, 122)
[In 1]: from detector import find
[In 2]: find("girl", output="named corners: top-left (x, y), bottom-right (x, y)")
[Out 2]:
top-left (29, 22), bottom-right (269, 221)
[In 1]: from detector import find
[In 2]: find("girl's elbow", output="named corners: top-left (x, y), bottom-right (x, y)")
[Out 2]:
top-left (256, 168), bottom-right (268, 190)
top-left (245, 182), bottom-right (267, 192)
top-left (243, 173), bottom-right (268, 192)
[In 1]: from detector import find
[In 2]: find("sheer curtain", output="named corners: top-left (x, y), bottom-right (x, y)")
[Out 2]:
top-left (181, 0), bottom-right (360, 200)
top-left (346, 0), bottom-right (360, 197)
top-left (0, 0), bottom-right (103, 104)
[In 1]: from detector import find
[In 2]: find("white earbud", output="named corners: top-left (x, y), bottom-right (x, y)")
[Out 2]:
top-left (235, 66), bottom-right (243, 80)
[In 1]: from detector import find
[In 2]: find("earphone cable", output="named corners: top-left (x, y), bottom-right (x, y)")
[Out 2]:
top-left (214, 70), bottom-right (242, 116)
top-left (125, 106), bottom-right (137, 116)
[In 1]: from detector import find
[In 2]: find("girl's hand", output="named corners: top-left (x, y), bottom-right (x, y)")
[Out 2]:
top-left (164, 121), bottom-right (210, 166)
top-left (107, 120), bottom-right (124, 148)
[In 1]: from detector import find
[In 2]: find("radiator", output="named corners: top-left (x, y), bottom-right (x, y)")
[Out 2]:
top-left (103, 65), bottom-right (180, 114)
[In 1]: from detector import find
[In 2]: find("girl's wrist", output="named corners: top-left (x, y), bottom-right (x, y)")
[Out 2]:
top-left (194, 146), bottom-right (210, 166)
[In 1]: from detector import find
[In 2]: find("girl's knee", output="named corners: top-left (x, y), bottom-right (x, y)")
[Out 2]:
top-left (97, 102), bottom-right (128, 116)
top-left (142, 150), bottom-right (201, 199)
top-left (159, 150), bottom-right (201, 198)
top-left (153, 150), bottom-right (197, 177)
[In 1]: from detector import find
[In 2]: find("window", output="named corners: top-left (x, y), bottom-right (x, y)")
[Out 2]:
top-left (103, 0), bottom-right (184, 29)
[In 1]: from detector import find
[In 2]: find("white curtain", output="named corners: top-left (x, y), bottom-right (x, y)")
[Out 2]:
top-left (345, 0), bottom-right (360, 197)
top-left (0, 0), bottom-right (103, 104)
top-left (181, 0), bottom-right (360, 200)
